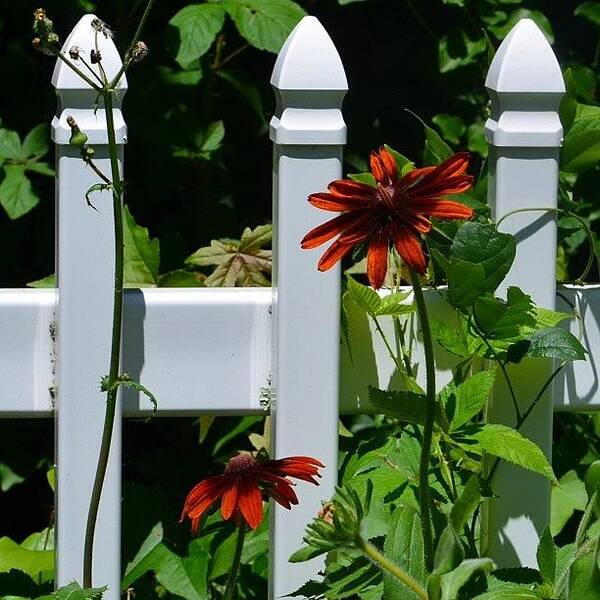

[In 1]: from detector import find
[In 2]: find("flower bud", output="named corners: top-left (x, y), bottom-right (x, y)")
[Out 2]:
top-left (91, 18), bottom-right (114, 39)
top-left (90, 49), bottom-right (102, 64)
top-left (131, 41), bottom-right (149, 63)
top-left (69, 46), bottom-right (81, 60)
top-left (66, 116), bottom-right (88, 147)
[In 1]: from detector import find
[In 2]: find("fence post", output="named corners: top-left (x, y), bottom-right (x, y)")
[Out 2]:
top-left (270, 16), bottom-right (347, 598)
top-left (52, 15), bottom-right (126, 597)
top-left (484, 19), bottom-right (564, 567)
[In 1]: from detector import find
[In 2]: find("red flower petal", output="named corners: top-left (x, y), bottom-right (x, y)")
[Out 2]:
top-left (237, 477), bottom-right (264, 530)
top-left (267, 479), bottom-right (299, 509)
top-left (399, 165), bottom-right (436, 188)
top-left (415, 153), bottom-right (470, 193)
top-left (403, 212), bottom-right (432, 234)
top-left (370, 148), bottom-right (397, 186)
top-left (392, 225), bottom-right (427, 274)
top-left (308, 192), bottom-right (371, 213)
top-left (317, 240), bottom-right (355, 272)
top-left (180, 475), bottom-right (227, 520)
top-left (410, 175), bottom-right (473, 199)
top-left (410, 199), bottom-right (473, 220)
top-left (367, 227), bottom-right (390, 289)
top-left (328, 179), bottom-right (375, 198)
top-left (220, 481), bottom-right (240, 521)
top-left (301, 213), bottom-right (360, 249)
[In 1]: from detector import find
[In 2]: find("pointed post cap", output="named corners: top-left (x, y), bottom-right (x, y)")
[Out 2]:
top-left (51, 14), bottom-right (127, 145)
top-left (486, 19), bottom-right (564, 94)
top-left (270, 17), bottom-right (347, 145)
top-left (485, 19), bottom-right (564, 148)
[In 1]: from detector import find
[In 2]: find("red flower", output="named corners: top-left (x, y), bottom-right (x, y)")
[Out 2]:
top-left (301, 148), bottom-right (474, 288)
top-left (180, 454), bottom-right (323, 533)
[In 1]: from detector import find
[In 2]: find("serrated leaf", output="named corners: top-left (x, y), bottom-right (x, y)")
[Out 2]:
top-left (465, 423), bottom-right (556, 482)
top-left (441, 369), bottom-right (496, 430)
top-left (551, 470), bottom-right (588, 536)
top-left (525, 327), bottom-right (587, 361)
top-left (224, 0), bottom-right (306, 54)
top-left (187, 225), bottom-right (272, 287)
top-left (169, 4), bottom-right (226, 69)
top-left (346, 276), bottom-right (382, 315)
top-left (368, 387), bottom-right (429, 426)
top-left (383, 505), bottom-right (425, 599)
top-left (0, 537), bottom-right (53, 580)
top-left (52, 582), bottom-right (107, 600)
top-left (568, 535), bottom-right (600, 598)
top-left (0, 165), bottom-right (39, 219)
top-left (123, 205), bottom-right (160, 287)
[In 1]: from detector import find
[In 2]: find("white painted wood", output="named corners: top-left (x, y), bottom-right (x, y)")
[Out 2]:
top-left (269, 16), bottom-right (347, 599)
top-left (483, 19), bottom-right (565, 568)
top-left (52, 14), bottom-right (126, 598)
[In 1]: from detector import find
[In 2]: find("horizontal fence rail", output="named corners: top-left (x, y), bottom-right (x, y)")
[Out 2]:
top-left (0, 286), bottom-right (598, 417)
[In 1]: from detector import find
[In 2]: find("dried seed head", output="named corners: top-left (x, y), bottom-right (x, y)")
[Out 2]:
top-left (130, 41), bottom-right (148, 63)
top-left (32, 37), bottom-right (42, 50)
top-left (90, 49), bottom-right (102, 64)
top-left (91, 18), bottom-right (114, 39)
top-left (69, 46), bottom-right (81, 60)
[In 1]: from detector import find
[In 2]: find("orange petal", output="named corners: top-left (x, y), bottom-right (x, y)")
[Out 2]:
top-left (392, 225), bottom-right (427, 275)
top-left (317, 240), bottom-right (355, 272)
top-left (370, 148), bottom-right (397, 186)
top-left (220, 481), bottom-right (239, 520)
top-left (410, 174), bottom-right (473, 198)
top-left (399, 165), bottom-right (436, 188)
top-left (328, 179), bottom-right (375, 198)
top-left (180, 476), bottom-right (226, 518)
top-left (301, 213), bottom-right (358, 249)
top-left (410, 199), bottom-right (473, 220)
top-left (237, 477), bottom-right (264, 530)
top-left (367, 227), bottom-right (390, 289)
top-left (308, 193), bottom-right (370, 213)
top-left (415, 153), bottom-right (471, 191)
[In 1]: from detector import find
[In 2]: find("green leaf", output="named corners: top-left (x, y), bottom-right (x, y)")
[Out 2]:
top-left (489, 9), bottom-right (554, 43)
top-left (22, 124), bottom-right (50, 158)
top-left (349, 172), bottom-right (377, 187)
top-left (52, 582), bottom-right (107, 600)
top-left (0, 129), bottom-right (23, 160)
top-left (525, 327), bottom-right (587, 361)
top-left (187, 224), bottom-right (272, 286)
top-left (217, 69), bottom-right (266, 123)
top-left (104, 375), bottom-right (158, 420)
top-left (122, 523), bottom-right (209, 599)
top-left (346, 276), bottom-right (382, 315)
top-left (383, 505), bottom-right (425, 599)
top-left (440, 558), bottom-right (495, 600)
top-left (466, 423), bottom-right (556, 482)
top-left (450, 475), bottom-right (481, 531)
top-left (224, 0), bottom-right (306, 54)
top-left (384, 144), bottom-right (415, 174)
top-left (158, 269), bottom-right (204, 287)
top-left (27, 273), bottom-right (56, 288)
top-left (368, 387), bottom-right (429, 426)
top-left (0, 165), bottom-right (39, 219)
top-left (441, 369), bottom-right (496, 430)
top-left (473, 586), bottom-right (543, 599)
top-left (467, 122), bottom-right (488, 157)
top-left (169, 4), bottom-right (226, 69)
top-left (551, 470), bottom-right (587, 536)
top-left (439, 28), bottom-right (486, 73)
top-left (562, 112), bottom-right (600, 173)
top-left (575, 2), bottom-right (600, 26)
top-left (432, 114), bottom-right (466, 145)
top-left (568, 536), bottom-right (600, 598)
top-left (123, 205), bottom-right (160, 287)
top-left (537, 527), bottom-right (556, 585)
top-left (0, 537), bottom-right (53, 580)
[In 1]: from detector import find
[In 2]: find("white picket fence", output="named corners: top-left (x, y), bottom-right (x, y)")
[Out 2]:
top-left (0, 12), bottom-right (599, 600)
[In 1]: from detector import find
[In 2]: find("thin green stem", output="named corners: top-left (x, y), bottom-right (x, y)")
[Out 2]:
top-left (496, 206), bottom-right (599, 284)
top-left (409, 268), bottom-right (435, 572)
top-left (110, 0), bottom-right (158, 88)
top-left (357, 536), bottom-right (428, 600)
top-left (82, 90), bottom-right (125, 588)
top-left (223, 525), bottom-right (246, 600)
top-left (54, 51), bottom-right (103, 92)
top-left (79, 55), bottom-right (105, 86)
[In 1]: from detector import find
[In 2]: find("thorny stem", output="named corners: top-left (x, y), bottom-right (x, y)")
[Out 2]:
top-left (357, 536), bottom-right (428, 600)
top-left (409, 268), bottom-right (436, 572)
top-left (82, 89), bottom-right (125, 588)
top-left (223, 525), bottom-right (246, 600)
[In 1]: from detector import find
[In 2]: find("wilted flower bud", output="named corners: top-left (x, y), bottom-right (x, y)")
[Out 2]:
top-left (66, 116), bottom-right (88, 147)
top-left (90, 49), bottom-right (102, 64)
top-left (69, 46), bottom-right (81, 60)
top-left (33, 8), bottom-right (46, 21)
top-left (91, 18), bottom-right (114, 39)
top-left (32, 37), bottom-right (42, 51)
top-left (130, 41), bottom-right (148, 63)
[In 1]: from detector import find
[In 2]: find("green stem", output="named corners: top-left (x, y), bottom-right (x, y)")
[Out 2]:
top-left (357, 537), bottom-right (428, 600)
top-left (54, 50), bottom-right (103, 92)
top-left (110, 0), bottom-right (158, 88)
top-left (82, 90), bottom-right (125, 588)
top-left (223, 525), bottom-right (246, 600)
top-left (409, 268), bottom-right (435, 572)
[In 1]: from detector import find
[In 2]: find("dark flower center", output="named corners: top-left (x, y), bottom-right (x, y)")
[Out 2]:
top-left (226, 454), bottom-right (257, 474)
top-left (374, 183), bottom-right (409, 222)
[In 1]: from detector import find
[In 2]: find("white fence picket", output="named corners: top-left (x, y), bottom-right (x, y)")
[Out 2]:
top-left (269, 16), bottom-right (348, 599)
top-left (483, 19), bottom-right (565, 567)
top-left (52, 15), bottom-right (126, 598)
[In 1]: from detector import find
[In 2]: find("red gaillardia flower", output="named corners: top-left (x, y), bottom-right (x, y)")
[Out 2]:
top-left (180, 454), bottom-right (323, 533)
top-left (301, 148), bottom-right (475, 288)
